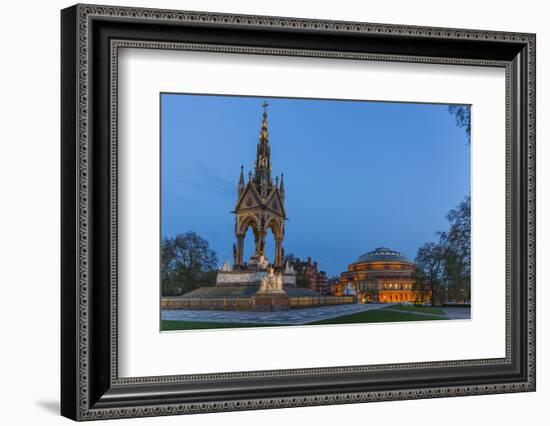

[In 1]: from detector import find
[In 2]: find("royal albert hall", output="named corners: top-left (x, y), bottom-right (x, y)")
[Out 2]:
top-left (335, 247), bottom-right (431, 304)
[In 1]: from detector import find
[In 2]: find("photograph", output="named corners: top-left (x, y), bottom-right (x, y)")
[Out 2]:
top-left (160, 94), bottom-right (472, 331)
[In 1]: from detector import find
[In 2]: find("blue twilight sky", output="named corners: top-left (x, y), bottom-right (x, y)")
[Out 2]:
top-left (161, 94), bottom-right (470, 276)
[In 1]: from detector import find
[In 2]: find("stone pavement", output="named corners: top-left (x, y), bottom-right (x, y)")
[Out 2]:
top-left (162, 303), bottom-right (386, 325)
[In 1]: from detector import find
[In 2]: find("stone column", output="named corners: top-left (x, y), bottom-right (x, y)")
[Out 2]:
top-left (258, 230), bottom-right (266, 258)
top-left (236, 234), bottom-right (244, 266)
top-left (275, 239), bottom-right (282, 268)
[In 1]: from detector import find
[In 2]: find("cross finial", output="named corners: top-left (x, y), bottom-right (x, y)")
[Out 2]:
top-left (262, 101), bottom-right (269, 113)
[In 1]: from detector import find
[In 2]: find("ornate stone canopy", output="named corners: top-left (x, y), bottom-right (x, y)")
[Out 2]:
top-left (232, 102), bottom-right (286, 269)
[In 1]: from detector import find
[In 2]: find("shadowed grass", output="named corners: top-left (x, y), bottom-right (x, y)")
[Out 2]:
top-left (161, 320), bottom-right (278, 331)
top-left (306, 309), bottom-right (447, 325)
top-left (381, 304), bottom-right (445, 316)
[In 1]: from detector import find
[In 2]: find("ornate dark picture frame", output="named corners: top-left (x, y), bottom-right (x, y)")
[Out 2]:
top-left (61, 4), bottom-right (536, 421)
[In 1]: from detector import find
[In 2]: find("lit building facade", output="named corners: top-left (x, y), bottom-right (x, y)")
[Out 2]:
top-left (317, 271), bottom-right (329, 295)
top-left (335, 247), bottom-right (431, 304)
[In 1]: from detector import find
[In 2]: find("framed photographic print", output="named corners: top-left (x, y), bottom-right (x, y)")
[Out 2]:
top-left (61, 4), bottom-right (536, 421)
top-left (159, 93), bottom-right (471, 330)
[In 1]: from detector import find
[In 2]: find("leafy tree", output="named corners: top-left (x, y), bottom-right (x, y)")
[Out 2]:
top-left (161, 232), bottom-right (218, 296)
top-left (448, 105), bottom-right (471, 144)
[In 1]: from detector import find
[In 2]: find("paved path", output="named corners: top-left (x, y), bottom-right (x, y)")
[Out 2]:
top-left (162, 304), bottom-right (472, 325)
top-left (162, 303), bottom-right (386, 325)
top-left (439, 307), bottom-right (471, 320)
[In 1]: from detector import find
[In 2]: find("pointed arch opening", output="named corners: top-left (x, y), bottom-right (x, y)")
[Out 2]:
top-left (265, 218), bottom-right (284, 268)
top-left (243, 226), bottom-right (258, 266)
top-left (264, 228), bottom-right (276, 265)
top-left (236, 214), bottom-right (260, 267)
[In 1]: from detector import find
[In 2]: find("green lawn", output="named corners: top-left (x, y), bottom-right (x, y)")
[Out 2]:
top-left (381, 304), bottom-right (446, 316)
top-left (307, 309), bottom-right (447, 325)
top-left (161, 320), bottom-right (278, 331)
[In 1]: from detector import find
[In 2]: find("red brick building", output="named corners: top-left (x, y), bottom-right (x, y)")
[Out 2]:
top-left (299, 258), bottom-right (330, 295)
top-left (303, 257), bottom-right (319, 292)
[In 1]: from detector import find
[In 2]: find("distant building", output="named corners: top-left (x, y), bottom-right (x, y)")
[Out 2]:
top-left (335, 247), bottom-right (431, 304)
top-left (327, 277), bottom-right (340, 296)
top-left (317, 271), bottom-right (329, 295)
top-left (302, 257), bottom-right (319, 292)
top-left (298, 258), bottom-right (330, 294)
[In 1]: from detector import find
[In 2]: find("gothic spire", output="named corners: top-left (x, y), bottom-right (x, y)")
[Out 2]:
top-left (237, 164), bottom-right (245, 195)
top-left (260, 101), bottom-right (269, 145)
top-left (279, 173), bottom-right (285, 201)
top-left (254, 101), bottom-right (272, 194)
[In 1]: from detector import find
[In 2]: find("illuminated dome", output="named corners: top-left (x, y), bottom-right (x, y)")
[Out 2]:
top-left (352, 247), bottom-right (412, 265)
top-left (335, 247), bottom-right (428, 304)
